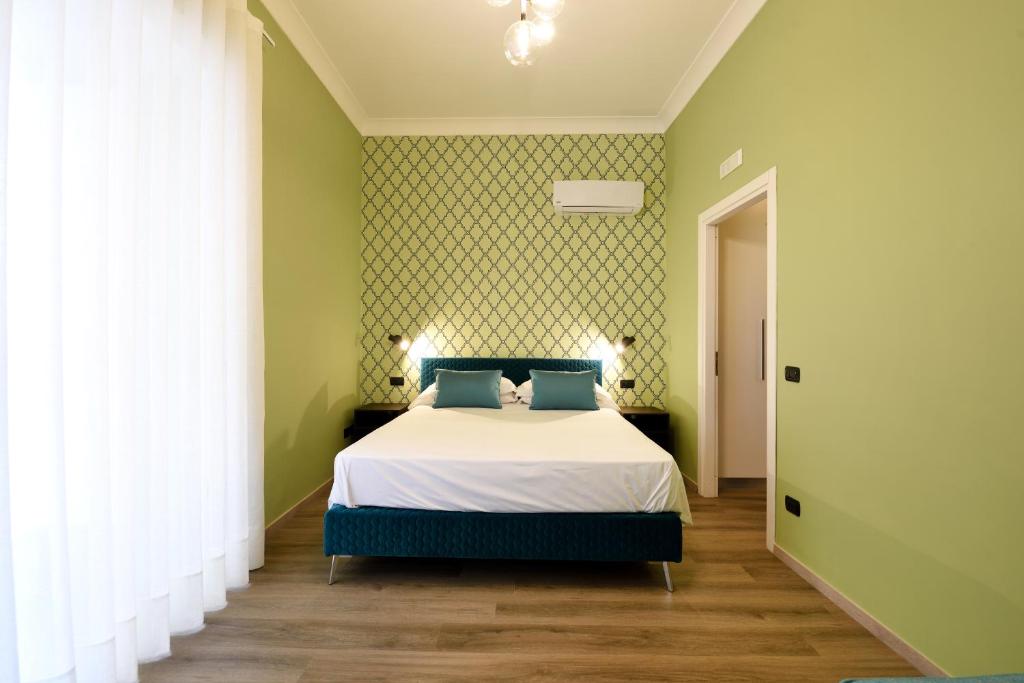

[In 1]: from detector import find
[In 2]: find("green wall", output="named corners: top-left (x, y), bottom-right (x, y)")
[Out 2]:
top-left (250, 1), bottom-right (362, 524)
top-left (665, 0), bottom-right (1024, 675)
top-left (359, 135), bottom-right (667, 408)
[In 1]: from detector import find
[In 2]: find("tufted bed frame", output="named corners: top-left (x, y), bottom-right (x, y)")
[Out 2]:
top-left (323, 358), bottom-right (683, 591)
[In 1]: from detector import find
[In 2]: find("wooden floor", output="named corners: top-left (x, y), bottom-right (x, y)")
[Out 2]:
top-left (141, 482), bottom-right (919, 682)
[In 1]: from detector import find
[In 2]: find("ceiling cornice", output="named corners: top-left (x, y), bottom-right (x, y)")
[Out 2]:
top-left (262, 0), bottom-right (767, 137)
top-left (361, 116), bottom-right (666, 137)
top-left (260, 0), bottom-right (369, 132)
top-left (656, 0), bottom-right (768, 130)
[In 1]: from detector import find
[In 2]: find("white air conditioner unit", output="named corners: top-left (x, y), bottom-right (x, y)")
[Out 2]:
top-left (552, 180), bottom-right (644, 216)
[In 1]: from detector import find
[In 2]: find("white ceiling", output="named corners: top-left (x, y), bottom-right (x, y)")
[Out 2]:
top-left (261, 0), bottom-right (767, 135)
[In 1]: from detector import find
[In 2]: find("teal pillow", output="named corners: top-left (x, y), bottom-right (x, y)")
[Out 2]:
top-left (433, 369), bottom-right (503, 409)
top-left (529, 369), bottom-right (599, 411)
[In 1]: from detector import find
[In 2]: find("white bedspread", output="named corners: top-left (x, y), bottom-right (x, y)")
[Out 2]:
top-left (328, 404), bottom-right (692, 524)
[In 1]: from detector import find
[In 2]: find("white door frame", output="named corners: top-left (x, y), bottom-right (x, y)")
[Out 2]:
top-left (697, 167), bottom-right (778, 550)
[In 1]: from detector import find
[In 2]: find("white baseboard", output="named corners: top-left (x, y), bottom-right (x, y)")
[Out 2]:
top-left (265, 478), bottom-right (333, 536)
top-left (772, 545), bottom-right (946, 677)
top-left (681, 471), bottom-right (699, 492)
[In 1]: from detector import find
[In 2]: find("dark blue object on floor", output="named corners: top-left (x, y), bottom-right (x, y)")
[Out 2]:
top-left (323, 504), bottom-right (682, 563)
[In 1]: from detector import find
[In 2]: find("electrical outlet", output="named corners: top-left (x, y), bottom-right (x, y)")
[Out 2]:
top-left (784, 366), bottom-right (801, 383)
top-left (784, 495), bottom-right (801, 517)
top-left (389, 376), bottom-right (404, 386)
top-left (619, 379), bottom-right (635, 389)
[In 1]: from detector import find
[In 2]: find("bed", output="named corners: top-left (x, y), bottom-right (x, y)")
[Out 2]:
top-left (324, 357), bottom-right (691, 591)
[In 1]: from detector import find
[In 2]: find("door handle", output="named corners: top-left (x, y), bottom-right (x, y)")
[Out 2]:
top-left (760, 318), bottom-right (766, 381)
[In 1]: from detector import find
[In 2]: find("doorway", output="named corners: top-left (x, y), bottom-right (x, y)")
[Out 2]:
top-left (697, 169), bottom-right (777, 549)
top-left (718, 200), bottom-right (767, 483)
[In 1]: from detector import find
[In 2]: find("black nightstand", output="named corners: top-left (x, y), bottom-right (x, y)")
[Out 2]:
top-left (350, 403), bottom-right (408, 443)
top-left (620, 407), bottom-right (673, 454)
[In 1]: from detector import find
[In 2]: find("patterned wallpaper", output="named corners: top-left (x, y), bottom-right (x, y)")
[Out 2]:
top-left (359, 134), bottom-right (667, 407)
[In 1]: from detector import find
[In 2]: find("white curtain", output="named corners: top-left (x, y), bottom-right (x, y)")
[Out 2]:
top-left (0, 1), bottom-right (264, 681)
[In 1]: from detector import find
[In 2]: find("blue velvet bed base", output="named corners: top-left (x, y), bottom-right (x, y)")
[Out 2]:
top-left (323, 505), bottom-right (683, 563)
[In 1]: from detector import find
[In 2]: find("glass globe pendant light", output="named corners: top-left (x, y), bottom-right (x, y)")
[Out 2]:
top-left (530, 17), bottom-right (555, 46)
top-left (492, 0), bottom-right (563, 65)
top-left (530, 0), bottom-right (564, 21)
top-left (503, 1), bottom-right (535, 66)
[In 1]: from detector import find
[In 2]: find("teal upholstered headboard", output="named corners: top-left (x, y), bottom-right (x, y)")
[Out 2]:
top-left (420, 358), bottom-right (602, 392)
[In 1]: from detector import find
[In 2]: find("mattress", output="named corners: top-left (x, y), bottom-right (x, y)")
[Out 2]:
top-left (328, 403), bottom-right (692, 523)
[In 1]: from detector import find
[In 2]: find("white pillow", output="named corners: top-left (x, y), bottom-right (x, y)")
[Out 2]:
top-left (515, 379), bottom-right (619, 412)
top-left (410, 377), bottom-right (517, 409)
top-left (594, 383), bottom-right (619, 411)
top-left (408, 385), bottom-right (436, 409)
top-left (514, 380), bottom-right (531, 402)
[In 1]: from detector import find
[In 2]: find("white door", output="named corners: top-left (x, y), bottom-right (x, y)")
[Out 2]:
top-left (717, 200), bottom-right (768, 479)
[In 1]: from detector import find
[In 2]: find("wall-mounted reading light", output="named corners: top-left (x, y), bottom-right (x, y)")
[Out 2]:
top-left (613, 336), bottom-right (636, 354)
top-left (388, 334), bottom-right (411, 351)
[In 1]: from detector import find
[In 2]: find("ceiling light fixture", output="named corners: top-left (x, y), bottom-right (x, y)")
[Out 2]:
top-left (504, 10), bottom-right (535, 66)
top-left (492, 0), bottom-right (564, 66)
top-left (530, 17), bottom-right (555, 47)
top-left (530, 0), bottom-right (564, 21)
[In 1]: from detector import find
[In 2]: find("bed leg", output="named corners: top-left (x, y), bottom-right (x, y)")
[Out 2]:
top-left (662, 561), bottom-right (674, 593)
top-left (328, 555), bottom-right (338, 585)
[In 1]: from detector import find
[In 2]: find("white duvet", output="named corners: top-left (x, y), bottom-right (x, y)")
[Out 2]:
top-left (328, 404), bottom-right (692, 524)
